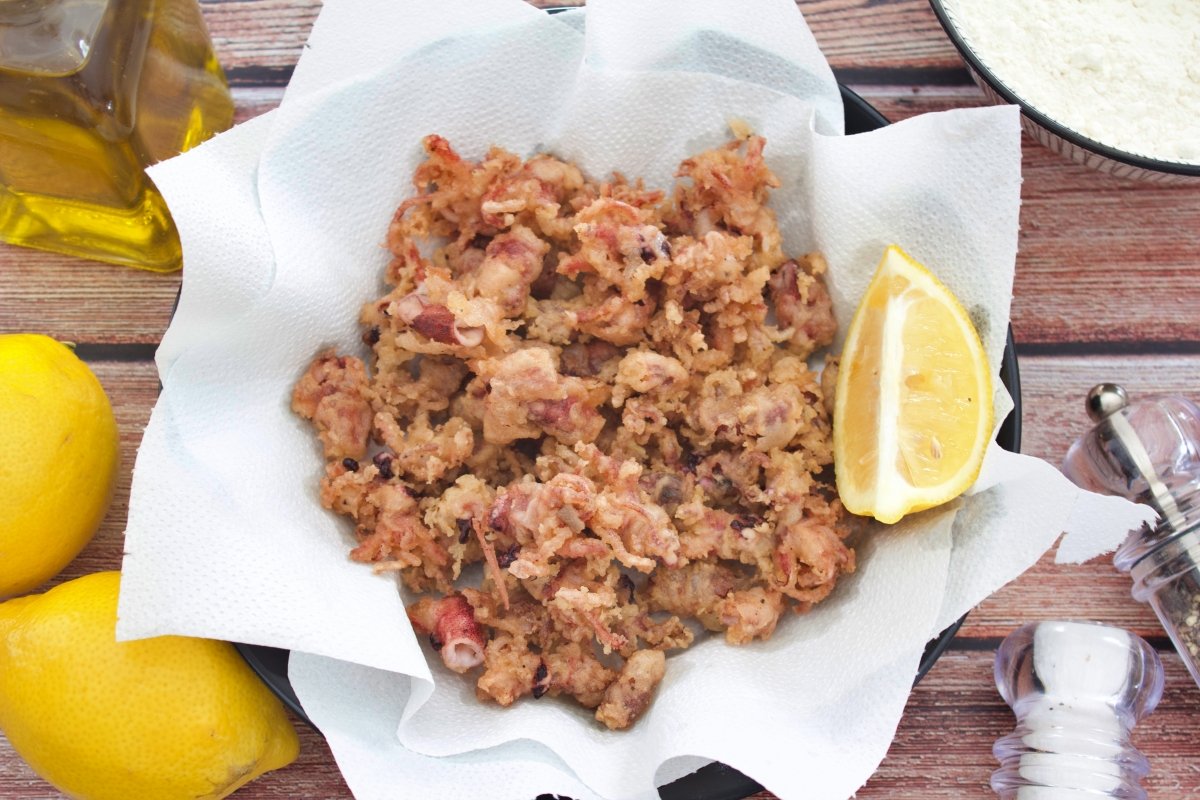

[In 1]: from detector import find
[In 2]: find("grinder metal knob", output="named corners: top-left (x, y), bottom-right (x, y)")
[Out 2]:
top-left (1087, 383), bottom-right (1129, 422)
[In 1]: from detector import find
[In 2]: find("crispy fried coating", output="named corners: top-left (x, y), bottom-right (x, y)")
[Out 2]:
top-left (595, 650), bottom-right (667, 730)
top-left (292, 353), bottom-right (374, 460)
top-left (296, 133), bottom-right (853, 730)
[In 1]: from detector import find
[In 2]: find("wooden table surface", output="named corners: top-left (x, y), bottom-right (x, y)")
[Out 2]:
top-left (3, 1), bottom-right (1199, 798)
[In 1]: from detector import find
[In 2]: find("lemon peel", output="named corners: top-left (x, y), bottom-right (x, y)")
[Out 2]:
top-left (0, 333), bottom-right (119, 598)
top-left (0, 571), bottom-right (300, 800)
top-left (833, 245), bottom-right (992, 524)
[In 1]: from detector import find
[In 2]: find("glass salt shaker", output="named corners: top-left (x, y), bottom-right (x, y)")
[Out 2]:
top-left (1062, 384), bottom-right (1200, 690)
top-left (992, 620), bottom-right (1164, 799)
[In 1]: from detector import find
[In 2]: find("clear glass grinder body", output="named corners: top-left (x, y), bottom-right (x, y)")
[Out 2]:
top-left (1062, 384), bottom-right (1200, 689)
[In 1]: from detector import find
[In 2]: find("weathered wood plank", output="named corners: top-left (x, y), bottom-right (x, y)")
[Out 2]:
top-left (199, 0), bottom-right (966, 81)
top-left (201, 0), bottom-right (319, 82)
top-left (0, 257), bottom-right (180, 345)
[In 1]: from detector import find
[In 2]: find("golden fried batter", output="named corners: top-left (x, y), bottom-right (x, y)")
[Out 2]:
top-left (294, 133), bottom-right (853, 730)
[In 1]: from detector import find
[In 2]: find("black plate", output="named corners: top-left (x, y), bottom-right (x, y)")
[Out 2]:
top-left (234, 83), bottom-right (1023, 800)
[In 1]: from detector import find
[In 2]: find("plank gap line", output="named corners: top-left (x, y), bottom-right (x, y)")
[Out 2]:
top-left (1016, 341), bottom-right (1200, 357)
top-left (73, 343), bottom-right (160, 363)
top-left (834, 66), bottom-right (973, 87)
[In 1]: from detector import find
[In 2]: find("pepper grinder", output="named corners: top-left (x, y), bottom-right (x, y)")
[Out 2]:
top-left (1062, 384), bottom-right (1200, 689)
top-left (991, 620), bottom-right (1164, 799)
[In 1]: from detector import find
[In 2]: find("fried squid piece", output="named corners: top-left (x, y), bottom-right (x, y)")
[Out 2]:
top-left (319, 457), bottom-right (380, 520)
top-left (488, 473), bottom-right (598, 580)
top-left (481, 348), bottom-right (605, 446)
top-left (572, 289), bottom-right (657, 347)
top-left (374, 412), bottom-right (474, 483)
top-left (672, 500), bottom-right (774, 574)
top-left (717, 586), bottom-right (787, 644)
top-left (820, 355), bottom-right (839, 419)
top-left (595, 650), bottom-right (666, 730)
top-left (771, 498), bottom-right (855, 609)
top-left (687, 368), bottom-right (818, 452)
top-left (542, 641), bottom-right (617, 708)
top-left (692, 449), bottom-right (769, 507)
top-left (561, 198), bottom-right (671, 303)
top-left (367, 352), bottom-right (468, 419)
top-left (291, 352), bottom-right (373, 460)
top-left (464, 583), bottom-right (624, 710)
top-left (642, 561), bottom-right (740, 632)
top-left (591, 484), bottom-right (682, 572)
top-left (480, 153), bottom-right (586, 241)
top-left (350, 484), bottom-right (450, 582)
top-left (669, 135), bottom-right (783, 267)
top-left (559, 339), bottom-right (622, 380)
top-left (475, 632), bottom-right (542, 705)
top-left (660, 230), bottom-right (757, 298)
top-left (549, 584), bottom-right (630, 655)
top-left (465, 225), bottom-right (550, 315)
top-left (610, 350), bottom-right (689, 408)
top-left (392, 291), bottom-right (486, 348)
top-left (772, 517), bottom-right (855, 609)
top-left (423, 474), bottom-right (494, 580)
top-left (390, 136), bottom-right (518, 245)
top-left (642, 562), bottom-right (784, 645)
top-left (408, 593), bottom-right (486, 674)
top-left (767, 254), bottom-right (837, 358)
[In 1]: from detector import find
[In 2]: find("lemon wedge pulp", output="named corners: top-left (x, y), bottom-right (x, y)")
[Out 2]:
top-left (833, 245), bottom-right (992, 524)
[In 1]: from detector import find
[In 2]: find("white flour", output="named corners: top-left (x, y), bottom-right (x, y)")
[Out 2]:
top-left (943, 0), bottom-right (1200, 165)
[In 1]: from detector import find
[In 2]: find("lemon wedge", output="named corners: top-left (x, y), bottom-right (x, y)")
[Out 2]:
top-left (833, 245), bottom-right (992, 524)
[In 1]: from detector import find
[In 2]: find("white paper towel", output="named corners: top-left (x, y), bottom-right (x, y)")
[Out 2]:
top-left (122, 0), bottom-right (1156, 798)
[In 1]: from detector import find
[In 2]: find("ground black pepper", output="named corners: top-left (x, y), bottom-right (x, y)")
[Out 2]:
top-left (1156, 570), bottom-right (1200, 660)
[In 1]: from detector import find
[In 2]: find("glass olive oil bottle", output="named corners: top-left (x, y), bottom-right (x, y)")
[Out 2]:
top-left (0, 0), bottom-right (233, 272)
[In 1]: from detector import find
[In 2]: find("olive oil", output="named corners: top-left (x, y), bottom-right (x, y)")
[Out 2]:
top-left (0, 0), bottom-right (233, 271)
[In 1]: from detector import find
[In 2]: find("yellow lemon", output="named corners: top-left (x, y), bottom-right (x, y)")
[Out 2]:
top-left (0, 334), bottom-right (119, 598)
top-left (833, 245), bottom-right (992, 524)
top-left (0, 571), bottom-right (300, 800)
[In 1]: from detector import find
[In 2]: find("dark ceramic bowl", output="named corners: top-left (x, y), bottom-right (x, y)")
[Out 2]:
top-left (234, 82), bottom-right (1023, 800)
top-left (929, 0), bottom-right (1200, 183)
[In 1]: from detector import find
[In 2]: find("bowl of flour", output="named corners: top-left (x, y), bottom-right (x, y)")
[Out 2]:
top-left (931, 0), bottom-right (1200, 182)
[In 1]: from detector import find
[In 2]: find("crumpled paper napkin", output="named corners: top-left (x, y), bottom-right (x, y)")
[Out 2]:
top-left (120, 1), bottom-right (1154, 798)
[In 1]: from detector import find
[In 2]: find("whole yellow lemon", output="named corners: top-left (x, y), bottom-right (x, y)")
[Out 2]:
top-left (0, 334), bottom-right (119, 598)
top-left (0, 571), bottom-right (300, 799)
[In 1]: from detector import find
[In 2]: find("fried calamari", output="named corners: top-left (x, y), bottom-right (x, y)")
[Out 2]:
top-left (293, 134), bottom-right (853, 729)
